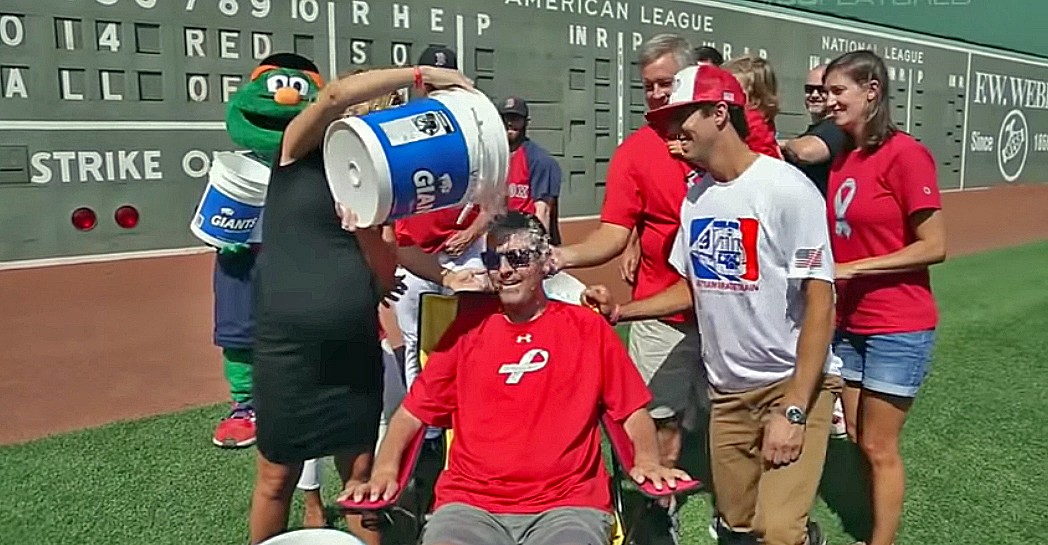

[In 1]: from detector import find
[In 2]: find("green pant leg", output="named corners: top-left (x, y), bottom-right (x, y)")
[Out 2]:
top-left (222, 347), bottom-right (253, 404)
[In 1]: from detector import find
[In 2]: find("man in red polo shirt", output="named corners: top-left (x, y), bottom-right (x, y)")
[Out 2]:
top-left (499, 95), bottom-right (563, 235)
top-left (551, 34), bottom-right (702, 544)
top-left (553, 30), bottom-right (703, 469)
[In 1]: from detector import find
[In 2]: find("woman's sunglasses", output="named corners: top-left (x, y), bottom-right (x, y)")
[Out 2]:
top-left (481, 249), bottom-right (537, 270)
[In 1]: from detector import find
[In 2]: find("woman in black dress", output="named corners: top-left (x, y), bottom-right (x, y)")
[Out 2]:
top-left (248, 65), bottom-right (476, 544)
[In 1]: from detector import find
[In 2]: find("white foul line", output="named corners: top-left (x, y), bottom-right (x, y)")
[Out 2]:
top-left (0, 121), bottom-right (225, 131)
top-left (941, 186), bottom-right (990, 194)
top-left (0, 246), bottom-right (212, 272)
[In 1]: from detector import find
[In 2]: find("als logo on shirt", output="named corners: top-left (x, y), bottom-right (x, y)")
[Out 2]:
top-left (499, 348), bottom-right (549, 384)
top-left (689, 217), bottom-right (760, 288)
top-left (833, 178), bottom-right (857, 238)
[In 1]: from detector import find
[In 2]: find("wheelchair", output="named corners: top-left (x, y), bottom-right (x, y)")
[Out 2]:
top-left (339, 292), bottom-right (703, 545)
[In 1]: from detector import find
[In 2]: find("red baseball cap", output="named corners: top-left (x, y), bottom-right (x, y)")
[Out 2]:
top-left (645, 64), bottom-right (747, 131)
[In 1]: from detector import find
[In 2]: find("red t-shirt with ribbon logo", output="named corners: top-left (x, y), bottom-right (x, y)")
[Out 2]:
top-left (402, 301), bottom-right (651, 514)
top-left (827, 132), bottom-right (942, 334)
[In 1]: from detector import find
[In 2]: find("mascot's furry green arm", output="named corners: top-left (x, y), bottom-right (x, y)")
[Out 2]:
top-left (209, 53), bottom-right (324, 449)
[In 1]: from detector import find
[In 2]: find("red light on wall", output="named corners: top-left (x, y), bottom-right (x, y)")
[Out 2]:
top-left (114, 205), bottom-right (140, 229)
top-left (71, 207), bottom-right (97, 231)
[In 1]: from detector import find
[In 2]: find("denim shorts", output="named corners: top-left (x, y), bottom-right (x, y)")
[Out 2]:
top-left (833, 329), bottom-right (936, 398)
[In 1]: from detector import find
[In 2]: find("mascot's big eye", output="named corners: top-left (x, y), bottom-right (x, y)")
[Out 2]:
top-left (266, 74), bottom-right (289, 93)
top-left (288, 76), bottom-right (310, 97)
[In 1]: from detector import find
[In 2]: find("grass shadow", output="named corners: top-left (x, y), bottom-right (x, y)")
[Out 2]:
top-left (818, 438), bottom-right (873, 541)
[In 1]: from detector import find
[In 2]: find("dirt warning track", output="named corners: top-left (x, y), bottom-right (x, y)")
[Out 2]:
top-left (1, 184), bottom-right (1046, 445)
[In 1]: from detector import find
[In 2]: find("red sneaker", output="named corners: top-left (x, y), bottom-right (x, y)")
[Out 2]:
top-left (212, 403), bottom-right (257, 448)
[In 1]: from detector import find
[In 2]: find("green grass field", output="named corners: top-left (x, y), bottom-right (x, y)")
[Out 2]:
top-left (2, 242), bottom-right (1046, 545)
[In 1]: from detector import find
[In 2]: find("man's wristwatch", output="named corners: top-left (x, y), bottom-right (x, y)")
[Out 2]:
top-left (784, 405), bottom-right (807, 425)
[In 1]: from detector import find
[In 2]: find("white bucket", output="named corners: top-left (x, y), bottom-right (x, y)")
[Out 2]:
top-left (257, 529), bottom-right (365, 545)
top-left (190, 152), bottom-right (270, 247)
top-left (323, 88), bottom-right (510, 227)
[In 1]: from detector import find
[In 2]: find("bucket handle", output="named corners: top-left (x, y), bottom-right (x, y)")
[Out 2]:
top-left (455, 106), bottom-right (488, 226)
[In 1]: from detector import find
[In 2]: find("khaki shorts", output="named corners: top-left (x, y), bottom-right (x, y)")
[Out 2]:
top-left (627, 319), bottom-right (706, 427)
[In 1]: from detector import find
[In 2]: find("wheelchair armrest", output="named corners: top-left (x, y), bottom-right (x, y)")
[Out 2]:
top-left (601, 412), bottom-right (703, 499)
top-left (337, 426), bottom-right (428, 512)
top-left (637, 477), bottom-right (703, 498)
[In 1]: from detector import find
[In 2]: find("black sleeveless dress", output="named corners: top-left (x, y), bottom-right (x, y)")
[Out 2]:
top-left (252, 145), bottom-right (383, 464)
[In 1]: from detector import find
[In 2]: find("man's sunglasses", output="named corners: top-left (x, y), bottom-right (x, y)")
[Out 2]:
top-left (804, 84), bottom-right (827, 95)
top-left (481, 249), bottom-right (537, 270)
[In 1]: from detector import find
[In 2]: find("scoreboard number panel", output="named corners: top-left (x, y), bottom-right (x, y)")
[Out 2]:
top-left (0, 0), bottom-right (330, 122)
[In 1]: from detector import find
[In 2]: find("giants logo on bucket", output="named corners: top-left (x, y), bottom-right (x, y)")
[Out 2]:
top-left (210, 209), bottom-right (258, 232)
top-left (191, 184), bottom-right (263, 246)
top-left (413, 169), bottom-right (455, 213)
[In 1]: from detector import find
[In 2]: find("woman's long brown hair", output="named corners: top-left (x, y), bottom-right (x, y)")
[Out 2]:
top-left (826, 50), bottom-right (897, 152)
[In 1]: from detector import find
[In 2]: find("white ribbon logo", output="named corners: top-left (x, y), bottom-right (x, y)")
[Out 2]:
top-left (833, 178), bottom-right (857, 238)
top-left (498, 348), bottom-right (549, 384)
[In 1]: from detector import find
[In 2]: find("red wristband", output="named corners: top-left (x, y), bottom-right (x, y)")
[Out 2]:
top-left (413, 66), bottom-right (424, 90)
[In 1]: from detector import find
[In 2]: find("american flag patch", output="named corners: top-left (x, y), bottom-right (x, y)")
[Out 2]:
top-left (794, 248), bottom-right (824, 269)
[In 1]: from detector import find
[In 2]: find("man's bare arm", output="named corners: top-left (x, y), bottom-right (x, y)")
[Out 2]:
top-left (534, 201), bottom-right (552, 231)
top-left (782, 279), bottom-right (835, 410)
top-left (396, 245), bottom-right (451, 285)
top-left (618, 278), bottom-right (693, 322)
top-left (554, 222), bottom-right (632, 269)
top-left (623, 408), bottom-right (661, 467)
top-left (782, 135), bottom-right (832, 165)
top-left (340, 407), bottom-right (424, 502)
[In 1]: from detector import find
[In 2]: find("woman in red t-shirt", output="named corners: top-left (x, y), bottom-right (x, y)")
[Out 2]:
top-left (824, 50), bottom-right (946, 545)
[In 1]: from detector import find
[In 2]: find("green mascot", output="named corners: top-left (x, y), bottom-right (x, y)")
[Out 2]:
top-left (207, 53), bottom-right (324, 448)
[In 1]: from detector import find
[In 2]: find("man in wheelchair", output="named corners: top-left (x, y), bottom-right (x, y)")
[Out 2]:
top-left (341, 211), bottom-right (692, 545)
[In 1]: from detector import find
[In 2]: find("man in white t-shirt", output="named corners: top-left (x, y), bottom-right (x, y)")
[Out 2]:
top-left (584, 64), bottom-right (839, 545)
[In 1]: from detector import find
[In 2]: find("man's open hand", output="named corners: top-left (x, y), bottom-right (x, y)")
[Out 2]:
top-left (629, 461), bottom-right (691, 492)
top-left (339, 471), bottom-right (400, 504)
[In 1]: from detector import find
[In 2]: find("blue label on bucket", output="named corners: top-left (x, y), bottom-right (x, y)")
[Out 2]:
top-left (193, 184), bottom-right (263, 245)
top-left (358, 98), bottom-right (471, 220)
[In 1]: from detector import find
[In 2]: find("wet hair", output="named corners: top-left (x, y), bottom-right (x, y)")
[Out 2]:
top-left (488, 211), bottom-right (551, 259)
top-left (638, 34), bottom-right (695, 70)
top-left (724, 55), bottom-right (780, 121)
top-left (693, 46), bottom-right (724, 66)
top-left (825, 50), bottom-right (897, 151)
